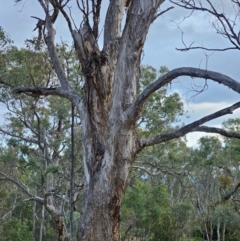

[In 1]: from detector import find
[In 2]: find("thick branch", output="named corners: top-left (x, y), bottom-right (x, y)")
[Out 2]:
top-left (194, 126), bottom-right (240, 139)
top-left (13, 86), bottom-right (81, 104)
top-left (44, 14), bottom-right (70, 90)
top-left (110, 0), bottom-right (164, 115)
top-left (92, 0), bottom-right (102, 38)
top-left (103, 0), bottom-right (125, 48)
top-left (137, 102), bottom-right (240, 152)
top-left (126, 67), bottom-right (240, 122)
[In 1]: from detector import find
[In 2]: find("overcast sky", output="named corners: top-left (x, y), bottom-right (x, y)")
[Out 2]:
top-left (1, 0), bottom-right (240, 147)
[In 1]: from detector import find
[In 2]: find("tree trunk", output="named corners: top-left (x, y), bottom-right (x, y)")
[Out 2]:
top-left (222, 222), bottom-right (226, 241)
top-left (77, 121), bottom-right (134, 240)
top-left (45, 193), bottom-right (69, 241)
top-left (78, 179), bottom-right (123, 241)
top-left (39, 205), bottom-right (45, 241)
top-left (32, 199), bottom-right (36, 241)
top-left (217, 220), bottom-right (220, 241)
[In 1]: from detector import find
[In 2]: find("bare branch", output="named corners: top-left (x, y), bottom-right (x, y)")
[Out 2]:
top-left (170, 0), bottom-right (240, 51)
top-left (51, 0), bottom-right (73, 32)
top-left (0, 171), bottom-right (44, 204)
top-left (194, 126), bottom-right (240, 139)
top-left (176, 46), bottom-right (238, 52)
top-left (35, 1), bottom-right (72, 90)
top-left (103, 0), bottom-right (125, 49)
top-left (126, 67), bottom-right (240, 123)
top-left (137, 102), bottom-right (240, 151)
top-left (152, 6), bottom-right (174, 22)
top-left (110, 0), bottom-right (164, 111)
top-left (12, 86), bottom-right (82, 106)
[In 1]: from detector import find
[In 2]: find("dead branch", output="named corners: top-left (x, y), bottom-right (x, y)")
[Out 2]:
top-left (170, 0), bottom-right (240, 51)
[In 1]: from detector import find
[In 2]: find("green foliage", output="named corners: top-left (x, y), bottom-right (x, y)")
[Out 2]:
top-left (0, 41), bottom-right (84, 240)
top-left (121, 179), bottom-right (173, 240)
top-left (138, 65), bottom-right (184, 137)
top-left (213, 205), bottom-right (240, 231)
top-left (44, 165), bottom-right (59, 175)
top-left (0, 26), bottom-right (12, 47)
top-left (0, 218), bottom-right (31, 241)
top-left (2, 39), bottom-right (240, 241)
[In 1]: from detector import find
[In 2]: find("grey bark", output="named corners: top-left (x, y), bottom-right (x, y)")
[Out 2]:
top-left (39, 205), bottom-right (44, 241)
top-left (13, 0), bottom-right (240, 240)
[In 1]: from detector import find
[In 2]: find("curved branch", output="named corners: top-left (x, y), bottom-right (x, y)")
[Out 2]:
top-left (13, 86), bottom-right (85, 119)
top-left (0, 171), bottom-right (44, 204)
top-left (194, 126), bottom-right (240, 139)
top-left (137, 102), bottom-right (240, 152)
top-left (51, 0), bottom-right (73, 32)
top-left (223, 182), bottom-right (240, 201)
top-left (126, 67), bottom-right (240, 122)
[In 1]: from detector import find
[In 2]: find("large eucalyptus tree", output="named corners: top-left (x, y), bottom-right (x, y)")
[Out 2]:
top-left (11, 0), bottom-right (240, 240)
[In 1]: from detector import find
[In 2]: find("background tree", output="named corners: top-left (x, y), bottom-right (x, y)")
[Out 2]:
top-left (0, 42), bottom-right (83, 241)
top-left (4, 0), bottom-right (240, 240)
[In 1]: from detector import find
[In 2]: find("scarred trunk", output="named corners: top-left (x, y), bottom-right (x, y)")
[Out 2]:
top-left (73, 1), bottom-right (163, 240)
top-left (45, 193), bottom-right (69, 241)
top-left (77, 126), bottom-right (135, 240)
top-left (77, 69), bottom-right (136, 240)
top-left (78, 155), bottom-right (132, 241)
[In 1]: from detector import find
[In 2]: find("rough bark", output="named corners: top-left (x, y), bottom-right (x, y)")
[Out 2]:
top-left (12, 0), bottom-right (240, 240)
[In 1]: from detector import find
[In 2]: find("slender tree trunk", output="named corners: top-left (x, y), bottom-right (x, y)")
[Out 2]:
top-left (222, 222), bottom-right (226, 241)
top-left (204, 223), bottom-right (210, 241)
top-left (217, 220), bottom-right (220, 241)
top-left (32, 199), bottom-right (36, 241)
top-left (210, 219), bottom-right (213, 241)
top-left (39, 205), bottom-right (45, 241)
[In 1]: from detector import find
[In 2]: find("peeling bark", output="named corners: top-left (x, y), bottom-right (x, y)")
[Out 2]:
top-left (13, 0), bottom-right (240, 240)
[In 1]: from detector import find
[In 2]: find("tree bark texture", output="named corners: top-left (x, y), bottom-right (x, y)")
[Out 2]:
top-left (13, 0), bottom-right (240, 240)
top-left (73, 1), bottom-right (164, 240)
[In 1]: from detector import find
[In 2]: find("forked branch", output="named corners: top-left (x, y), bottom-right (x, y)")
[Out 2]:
top-left (137, 102), bottom-right (240, 152)
top-left (170, 0), bottom-right (240, 51)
